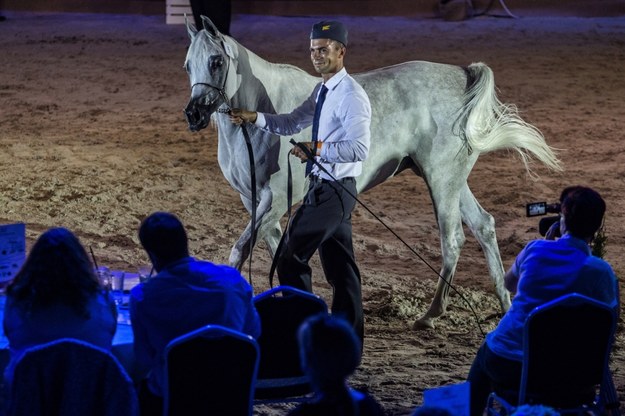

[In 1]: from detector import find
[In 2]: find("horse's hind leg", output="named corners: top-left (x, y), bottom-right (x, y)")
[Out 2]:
top-left (413, 176), bottom-right (466, 330)
top-left (459, 184), bottom-right (511, 313)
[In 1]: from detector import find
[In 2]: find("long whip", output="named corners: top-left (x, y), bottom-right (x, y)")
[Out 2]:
top-left (291, 139), bottom-right (486, 336)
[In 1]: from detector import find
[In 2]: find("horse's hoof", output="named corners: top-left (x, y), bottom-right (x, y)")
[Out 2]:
top-left (413, 317), bottom-right (435, 330)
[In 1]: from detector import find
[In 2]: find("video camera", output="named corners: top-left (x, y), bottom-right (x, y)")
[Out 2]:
top-left (526, 201), bottom-right (561, 237)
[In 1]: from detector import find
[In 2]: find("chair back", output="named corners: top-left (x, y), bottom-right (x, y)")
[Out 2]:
top-left (520, 293), bottom-right (617, 408)
top-left (253, 285), bottom-right (328, 400)
top-left (6, 338), bottom-right (139, 416)
top-left (163, 324), bottom-right (259, 416)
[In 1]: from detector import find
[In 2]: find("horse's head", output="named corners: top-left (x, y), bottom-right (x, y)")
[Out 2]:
top-left (183, 16), bottom-right (234, 132)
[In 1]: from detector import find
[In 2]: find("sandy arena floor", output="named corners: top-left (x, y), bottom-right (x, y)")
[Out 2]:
top-left (0, 8), bottom-right (624, 415)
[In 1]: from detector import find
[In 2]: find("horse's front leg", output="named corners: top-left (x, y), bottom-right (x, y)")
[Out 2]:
top-left (260, 218), bottom-right (282, 260)
top-left (228, 187), bottom-right (273, 270)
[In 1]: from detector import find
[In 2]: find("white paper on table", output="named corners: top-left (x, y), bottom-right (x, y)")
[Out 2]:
top-left (0, 223), bottom-right (26, 284)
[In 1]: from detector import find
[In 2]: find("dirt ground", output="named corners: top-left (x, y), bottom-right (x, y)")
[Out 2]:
top-left (0, 7), bottom-right (624, 415)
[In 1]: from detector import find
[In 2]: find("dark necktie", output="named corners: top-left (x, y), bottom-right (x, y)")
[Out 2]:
top-left (306, 84), bottom-right (328, 176)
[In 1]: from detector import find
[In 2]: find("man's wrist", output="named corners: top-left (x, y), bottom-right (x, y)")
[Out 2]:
top-left (315, 141), bottom-right (322, 156)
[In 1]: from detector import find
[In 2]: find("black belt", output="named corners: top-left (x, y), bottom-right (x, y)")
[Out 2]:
top-left (309, 175), bottom-right (355, 184)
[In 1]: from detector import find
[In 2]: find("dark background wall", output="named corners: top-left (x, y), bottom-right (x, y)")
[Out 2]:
top-left (1, 0), bottom-right (623, 17)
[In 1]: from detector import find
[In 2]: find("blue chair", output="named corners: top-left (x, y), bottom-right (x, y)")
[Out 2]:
top-left (6, 338), bottom-right (138, 416)
top-left (163, 324), bottom-right (259, 416)
top-left (253, 285), bottom-right (328, 402)
top-left (487, 293), bottom-right (619, 415)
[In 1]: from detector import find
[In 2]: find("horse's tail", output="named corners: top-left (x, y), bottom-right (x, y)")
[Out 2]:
top-left (459, 62), bottom-right (562, 174)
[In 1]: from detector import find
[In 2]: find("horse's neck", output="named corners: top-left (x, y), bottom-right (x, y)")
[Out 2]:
top-left (230, 40), bottom-right (317, 112)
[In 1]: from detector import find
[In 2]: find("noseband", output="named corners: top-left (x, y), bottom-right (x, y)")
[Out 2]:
top-left (189, 82), bottom-right (230, 111)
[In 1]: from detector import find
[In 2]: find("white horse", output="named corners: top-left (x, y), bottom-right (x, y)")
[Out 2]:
top-left (183, 17), bottom-right (561, 329)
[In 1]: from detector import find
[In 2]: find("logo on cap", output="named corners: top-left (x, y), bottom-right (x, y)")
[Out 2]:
top-left (322, 25), bottom-right (331, 30)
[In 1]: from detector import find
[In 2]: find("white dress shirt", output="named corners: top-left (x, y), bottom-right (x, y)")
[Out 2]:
top-left (256, 68), bottom-right (371, 180)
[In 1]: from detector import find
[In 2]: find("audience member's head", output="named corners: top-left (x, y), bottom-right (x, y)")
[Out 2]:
top-left (139, 212), bottom-right (189, 271)
top-left (7, 227), bottom-right (100, 316)
top-left (558, 185), bottom-right (583, 204)
top-left (511, 404), bottom-right (561, 415)
top-left (560, 186), bottom-right (605, 241)
top-left (411, 406), bottom-right (453, 416)
top-left (298, 314), bottom-right (361, 392)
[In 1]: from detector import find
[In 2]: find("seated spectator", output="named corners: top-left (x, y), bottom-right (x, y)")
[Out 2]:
top-left (288, 314), bottom-right (383, 416)
top-left (512, 404), bottom-right (561, 416)
top-left (467, 186), bottom-right (619, 415)
top-left (130, 211), bottom-right (260, 414)
top-left (3, 227), bottom-right (117, 382)
top-left (411, 406), bottom-right (453, 416)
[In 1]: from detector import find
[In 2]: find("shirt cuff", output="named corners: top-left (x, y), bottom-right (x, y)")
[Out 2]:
top-left (255, 112), bottom-right (267, 128)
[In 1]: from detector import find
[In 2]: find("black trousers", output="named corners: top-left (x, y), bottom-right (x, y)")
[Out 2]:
top-left (189, 0), bottom-right (231, 35)
top-left (277, 178), bottom-right (364, 343)
top-left (137, 378), bottom-right (163, 416)
top-left (467, 342), bottom-right (522, 416)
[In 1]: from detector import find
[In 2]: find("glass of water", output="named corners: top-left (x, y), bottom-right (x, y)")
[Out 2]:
top-left (138, 265), bottom-right (153, 284)
top-left (96, 266), bottom-right (112, 290)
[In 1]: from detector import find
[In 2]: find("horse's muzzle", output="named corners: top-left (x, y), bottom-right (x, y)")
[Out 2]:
top-left (183, 101), bottom-right (212, 132)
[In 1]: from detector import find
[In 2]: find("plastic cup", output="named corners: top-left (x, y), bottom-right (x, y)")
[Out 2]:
top-left (110, 270), bottom-right (125, 306)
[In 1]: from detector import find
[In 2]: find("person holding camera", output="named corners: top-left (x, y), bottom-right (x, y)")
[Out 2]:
top-left (467, 186), bottom-right (619, 416)
top-left (542, 185), bottom-right (582, 240)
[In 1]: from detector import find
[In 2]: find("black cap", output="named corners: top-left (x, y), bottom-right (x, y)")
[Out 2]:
top-left (310, 21), bottom-right (348, 46)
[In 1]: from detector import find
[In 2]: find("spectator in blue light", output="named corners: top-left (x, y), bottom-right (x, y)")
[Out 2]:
top-left (130, 211), bottom-right (260, 414)
top-left (467, 186), bottom-right (619, 415)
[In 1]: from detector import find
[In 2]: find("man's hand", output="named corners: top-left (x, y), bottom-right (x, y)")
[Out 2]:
top-left (291, 141), bottom-right (314, 162)
top-left (228, 108), bottom-right (257, 125)
top-left (545, 219), bottom-right (561, 240)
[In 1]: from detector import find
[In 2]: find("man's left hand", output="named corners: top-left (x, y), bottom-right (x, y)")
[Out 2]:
top-left (291, 141), bottom-right (314, 162)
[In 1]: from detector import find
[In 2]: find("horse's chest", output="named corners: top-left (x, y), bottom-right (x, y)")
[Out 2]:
top-left (217, 137), bottom-right (266, 193)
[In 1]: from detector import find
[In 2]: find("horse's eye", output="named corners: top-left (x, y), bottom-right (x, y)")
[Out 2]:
top-left (209, 56), bottom-right (224, 72)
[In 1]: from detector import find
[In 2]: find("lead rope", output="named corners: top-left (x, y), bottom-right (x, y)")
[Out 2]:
top-left (218, 107), bottom-right (257, 288)
top-left (240, 123), bottom-right (257, 288)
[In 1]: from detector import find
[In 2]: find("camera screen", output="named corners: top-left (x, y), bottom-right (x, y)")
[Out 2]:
top-left (526, 202), bottom-right (546, 217)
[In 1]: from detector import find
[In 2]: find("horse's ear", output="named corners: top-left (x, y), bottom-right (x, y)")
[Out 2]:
top-left (200, 15), bottom-right (222, 38)
top-left (185, 14), bottom-right (197, 39)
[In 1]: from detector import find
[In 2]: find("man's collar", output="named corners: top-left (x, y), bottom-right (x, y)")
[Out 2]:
top-left (322, 67), bottom-right (347, 91)
top-left (560, 234), bottom-right (592, 255)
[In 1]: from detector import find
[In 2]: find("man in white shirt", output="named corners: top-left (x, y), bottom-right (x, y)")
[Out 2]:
top-left (230, 20), bottom-right (371, 343)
